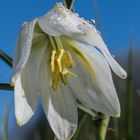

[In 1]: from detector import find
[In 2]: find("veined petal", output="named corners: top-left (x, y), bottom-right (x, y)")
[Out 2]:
top-left (14, 76), bottom-right (33, 126)
top-left (39, 47), bottom-right (78, 140)
top-left (47, 85), bottom-right (78, 140)
top-left (76, 26), bottom-right (127, 79)
top-left (38, 3), bottom-right (88, 37)
top-left (11, 19), bottom-right (37, 85)
top-left (20, 34), bottom-right (48, 111)
top-left (14, 22), bottom-right (48, 124)
top-left (62, 38), bottom-right (120, 117)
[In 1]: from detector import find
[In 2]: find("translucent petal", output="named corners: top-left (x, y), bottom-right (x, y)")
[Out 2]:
top-left (39, 47), bottom-right (78, 140)
top-left (20, 35), bottom-right (48, 111)
top-left (75, 27), bottom-right (127, 79)
top-left (14, 22), bottom-right (48, 124)
top-left (14, 76), bottom-right (33, 126)
top-left (62, 38), bottom-right (120, 117)
top-left (46, 85), bottom-right (78, 140)
top-left (11, 19), bottom-right (37, 85)
top-left (38, 3), bottom-right (88, 37)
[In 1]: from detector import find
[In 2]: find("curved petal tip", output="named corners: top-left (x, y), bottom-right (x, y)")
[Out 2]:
top-left (10, 76), bottom-right (15, 86)
top-left (113, 106), bottom-right (121, 118)
top-left (17, 119), bottom-right (24, 127)
top-left (120, 70), bottom-right (127, 79)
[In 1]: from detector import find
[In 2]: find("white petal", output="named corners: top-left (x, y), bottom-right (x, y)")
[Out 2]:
top-left (38, 3), bottom-right (127, 79)
top-left (14, 22), bottom-right (48, 125)
top-left (11, 19), bottom-right (37, 85)
top-left (76, 26), bottom-right (127, 79)
top-left (47, 86), bottom-right (78, 140)
top-left (38, 3), bottom-right (87, 37)
top-left (20, 35), bottom-right (48, 111)
top-left (39, 48), bottom-right (78, 140)
top-left (14, 76), bottom-right (33, 126)
top-left (62, 38), bottom-right (120, 117)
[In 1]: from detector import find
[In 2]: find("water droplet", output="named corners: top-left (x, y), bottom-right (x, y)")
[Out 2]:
top-left (75, 13), bottom-right (79, 17)
top-left (81, 17), bottom-right (85, 20)
top-left (88, 19), bottom-right (95, 25)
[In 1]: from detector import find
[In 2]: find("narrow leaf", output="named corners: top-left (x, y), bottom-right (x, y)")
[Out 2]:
top-left (0, 83), bottom-right (13, 91)
top-left (2, 101), bottom-right (9, 140)
top-left (0, 49), bottom-right (13, 67)
top-left (125, 47), bottom-right (133, 140)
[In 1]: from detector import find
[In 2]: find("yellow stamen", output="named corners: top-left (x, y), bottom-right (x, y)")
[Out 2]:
top-left (51, 50), bottom-right (56, 72)
top-left (61, 68), bottom-right (77, 77)
top-left (57, 49), bottom-right (64, 72)
top-left (52, 60), bottom-right (59, 91)
top-left (60, 73), bottom-right (67, 85)
top-left (49, 36), bottom-right (77, 91)
top-left (62, 51), bottom-right (75, 68)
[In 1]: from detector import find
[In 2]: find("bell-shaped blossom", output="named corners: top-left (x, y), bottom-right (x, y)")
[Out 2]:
top-left (11, 3), bottom-right (127, 140)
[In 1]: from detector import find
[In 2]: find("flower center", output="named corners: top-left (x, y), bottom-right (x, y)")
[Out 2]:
top-left (49, 36), bottom-right (76, 91)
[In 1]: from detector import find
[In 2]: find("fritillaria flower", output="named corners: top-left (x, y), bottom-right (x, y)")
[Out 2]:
top-left (11, 3), bottom-right (127, 140)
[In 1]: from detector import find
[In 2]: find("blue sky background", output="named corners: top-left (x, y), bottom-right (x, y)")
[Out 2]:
top-left (0, 0), bottom-right (140, 131)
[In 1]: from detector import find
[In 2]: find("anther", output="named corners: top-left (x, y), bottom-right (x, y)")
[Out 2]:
top-left (61, 68), bottom-right (77, 77)
top-left (57, 49), bottom-right (64, 72)
top-left (51, 50), bottom-right (56, 72)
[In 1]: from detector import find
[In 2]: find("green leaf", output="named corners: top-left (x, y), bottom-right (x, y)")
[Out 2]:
top-left (0, 49), bottom-right (13, 67)
top-left (0, 83), bottom-right (13, 91)
top-left (2, 101), bottom-right (9, 140)
top-left (125, 47), bottom-right (133, 140)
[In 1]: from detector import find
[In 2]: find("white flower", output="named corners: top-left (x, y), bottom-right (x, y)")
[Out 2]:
top-left (11, 3), bottom-right (127, 140)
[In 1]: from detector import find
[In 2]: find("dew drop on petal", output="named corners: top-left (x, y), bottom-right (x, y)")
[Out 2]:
top-left (75, 13), bottom-right (79, 17)
top-left (88, 19), bottom-right (95, 25)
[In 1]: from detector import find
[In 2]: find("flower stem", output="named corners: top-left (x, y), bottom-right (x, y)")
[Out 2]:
top-left (72, 114), bottom-right (88, 140)
top-left (96, 115), bottom-right (110, 140)
top-left (63, 0), bottom-right (75, 10)
top-left (112, 118), bottom-right (119, 140)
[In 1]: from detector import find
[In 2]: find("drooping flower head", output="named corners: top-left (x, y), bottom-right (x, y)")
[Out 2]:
top-left (11, 3), bottom-right (127, 140)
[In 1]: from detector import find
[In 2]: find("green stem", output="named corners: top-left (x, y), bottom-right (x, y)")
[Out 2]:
top-left (63, 0), bottom-right (75, 10)
top-left (0, 49), bottom-right (13, 67)
top-left (0, 83), bottom-right (13, 91)
top-left (96, 116), bottom-right (110, 140)
top-left (112, 118), bottom-right (119, 140)
top-left (72, 114), bottom-right (88, 140)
